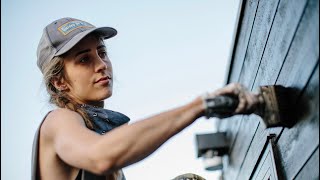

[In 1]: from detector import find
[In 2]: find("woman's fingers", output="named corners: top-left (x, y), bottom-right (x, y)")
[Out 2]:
top-left (206, 83), bottom-right (261, 116)
top-left (214, 83), bottom-right (260, 114)
top-left (235, 90), bottom-right (247, 113)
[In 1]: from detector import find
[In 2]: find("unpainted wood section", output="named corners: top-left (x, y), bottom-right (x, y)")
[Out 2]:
top-left (277, 65), bottom-right (319, 179)
top-left (236, 0), bottom-right (319, 179)
top-left (294, 147), bottom-right (319, 180)
top-left (228, 0), bottom-right (259, 83)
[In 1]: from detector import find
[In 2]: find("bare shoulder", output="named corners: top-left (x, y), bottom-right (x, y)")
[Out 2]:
top-left (40, 108), bottom-right (86, 140)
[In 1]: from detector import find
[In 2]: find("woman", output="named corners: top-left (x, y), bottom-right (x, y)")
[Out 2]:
top-left (32, 17), bottom-right (260, 180)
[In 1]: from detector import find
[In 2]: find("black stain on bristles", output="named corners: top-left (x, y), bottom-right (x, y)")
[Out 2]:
top-left (273, 85), bottom-right (308, 128)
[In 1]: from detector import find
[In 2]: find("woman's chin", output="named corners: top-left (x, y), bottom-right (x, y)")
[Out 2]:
top-left (101, 91), bottom-right (113, 100)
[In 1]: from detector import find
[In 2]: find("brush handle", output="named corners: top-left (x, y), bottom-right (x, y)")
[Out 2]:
top-left (204, 95), bottom-right (239, 118)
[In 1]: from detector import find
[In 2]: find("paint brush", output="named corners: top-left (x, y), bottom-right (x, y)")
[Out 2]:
top-left (206, 85), bottom-right (298, 128)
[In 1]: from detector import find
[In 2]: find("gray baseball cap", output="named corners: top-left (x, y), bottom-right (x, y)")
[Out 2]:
top-left (37, 17), bottom-right (117, 73)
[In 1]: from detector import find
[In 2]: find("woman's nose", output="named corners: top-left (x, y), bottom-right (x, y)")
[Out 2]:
top-left (95, 55), bottom-right (108, 72)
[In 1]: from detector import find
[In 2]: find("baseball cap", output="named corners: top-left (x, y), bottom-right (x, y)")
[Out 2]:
top-left (37, 17), bottom-right (117, 73)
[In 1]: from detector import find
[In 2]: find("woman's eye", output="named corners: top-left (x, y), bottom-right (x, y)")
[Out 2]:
top-left (99, 51), bottom-right (107, 59)
top-left (79, 57), bottom-right (89, 63)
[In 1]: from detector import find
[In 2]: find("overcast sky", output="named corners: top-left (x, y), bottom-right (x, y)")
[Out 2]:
top-left (1, 1), bottom-right (240, 179)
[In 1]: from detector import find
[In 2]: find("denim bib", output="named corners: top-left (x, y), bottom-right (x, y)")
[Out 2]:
top-left (80, 104), bottom-right (130, 134)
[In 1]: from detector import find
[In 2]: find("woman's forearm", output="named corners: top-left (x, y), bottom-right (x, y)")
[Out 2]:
top-left (92, 97), bottom-right (205, 174)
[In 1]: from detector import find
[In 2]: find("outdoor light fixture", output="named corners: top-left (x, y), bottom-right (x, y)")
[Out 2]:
top-left (195, 132), bottom-right (230, 171)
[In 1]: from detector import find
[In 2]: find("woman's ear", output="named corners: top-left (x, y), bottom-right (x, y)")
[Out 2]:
top-left (51, 77), bottom-right (68, 92)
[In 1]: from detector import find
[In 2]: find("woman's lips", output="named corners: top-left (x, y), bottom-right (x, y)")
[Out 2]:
top-left (95, 77), bottom-right (111, 85)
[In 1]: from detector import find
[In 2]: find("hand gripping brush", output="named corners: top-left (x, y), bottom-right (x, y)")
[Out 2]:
top-left (203, 85), bottom-right (297, 128)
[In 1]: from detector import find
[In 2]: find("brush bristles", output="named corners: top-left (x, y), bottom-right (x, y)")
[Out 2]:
top-left (258, 85), bottom-right (298, 128)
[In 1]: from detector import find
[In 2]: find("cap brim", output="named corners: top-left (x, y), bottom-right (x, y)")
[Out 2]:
top-left (55, 27), bottom-right (117, 56)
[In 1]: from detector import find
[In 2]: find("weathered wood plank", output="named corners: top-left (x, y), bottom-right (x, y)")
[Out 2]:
top-left (250, 138), bottom-right (281, 180)
top-left (231, 0), bottom-right (317, 179)
top-left (222, 116), bottom-right (260, 180)
top-left (236, 120), bottom-right (271, 180)
top-left (238, 0), bottom-right (280, 88)
top-left (236, 0), bottom-right (319, 177)
top-left (252, 0), bottom-right (310, 91)
top-left (228, 0), bottom-right (260, 83)
top-left (220, 0), bottom-right (260, 157)
top-left (221, 0), bottom-right (281, 179)
top-left (271, 0), bottom-right (319, 139)
top-left (218, 116), bottom-right (243, 150)
top-left (236, 63), bottom-right (319, 180)
top-left (276, 64), bottom-right (319, 180)
top-left (294, 147), bottom-right (319, 180)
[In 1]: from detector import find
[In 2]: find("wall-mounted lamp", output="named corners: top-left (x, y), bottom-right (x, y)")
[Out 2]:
top-left (195, 132), bottom-right (230, 171)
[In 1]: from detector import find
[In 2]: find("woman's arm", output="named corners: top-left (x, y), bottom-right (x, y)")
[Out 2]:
top-left (42, 83), bottom-right (258, 175)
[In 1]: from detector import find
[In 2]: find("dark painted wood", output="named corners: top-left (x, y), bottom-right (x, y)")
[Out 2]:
top-left (221, 0), bottom-right (281, 179)
top-left (250, 139), bottom-right (280, 180)
top-left (235, 0), bottom-right (319, 178)
top-left (276, 64), bottom-right (319, 179)
top-left (294, 147), bottom-right (319, 180)
top-left (222, 116), bottom-right (259, 180)
top-left (237, 0), bottom-right (280, 88)
top-left (223, 2), bottom-right (282, 177)
top-left (218, 116), bottom-right (242, 151)
top-left (219, 0), bottom-right (319, 179)
top-left (219, 0), bottom-right (260, 160)
top-left (237, 63), bottom-right (318, 179)
top-left (236, 121), bottom-right (270, 180)
top-left (252, 0), bottom-right (309, 91)
top-left (228, 0), bottom-right (260, 83)
top-left (272, 0), bottom-right (319, 139)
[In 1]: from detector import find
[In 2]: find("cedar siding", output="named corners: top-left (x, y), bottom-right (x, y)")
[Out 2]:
top-left (219, 0), bottom-right (319, 179)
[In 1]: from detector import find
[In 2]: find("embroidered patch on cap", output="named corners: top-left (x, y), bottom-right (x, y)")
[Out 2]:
top-left (58, 20), bottom-right (94, 35)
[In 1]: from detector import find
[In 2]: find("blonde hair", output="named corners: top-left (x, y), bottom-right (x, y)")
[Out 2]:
top-left (42, 56), bottom-right (94, 129)
top-left (42, 55), bottom-right (120, 179)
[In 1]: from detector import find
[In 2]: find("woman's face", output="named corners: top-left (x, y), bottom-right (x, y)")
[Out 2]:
top-left (62, 35), bottom-right (113, 105)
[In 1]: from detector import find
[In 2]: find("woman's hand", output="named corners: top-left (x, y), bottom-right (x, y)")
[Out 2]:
top-left (205, 83), bottom-right (261, 117)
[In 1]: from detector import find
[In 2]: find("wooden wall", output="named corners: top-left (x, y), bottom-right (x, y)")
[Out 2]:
top-left (219, 0), bottom-right (319, 179)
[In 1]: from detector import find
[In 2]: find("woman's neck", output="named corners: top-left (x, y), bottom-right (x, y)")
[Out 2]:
top-left (85, 101), bottom-right (104, 108)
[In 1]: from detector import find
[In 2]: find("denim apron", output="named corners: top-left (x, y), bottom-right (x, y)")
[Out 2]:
top-left (31, 105), bottom-right (130, 180)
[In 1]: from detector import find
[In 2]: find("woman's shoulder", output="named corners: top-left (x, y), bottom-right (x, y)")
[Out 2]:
top-left (46, 108), bottom-right (83, 122)
top-left (40, 108), bottom-right (86, 138)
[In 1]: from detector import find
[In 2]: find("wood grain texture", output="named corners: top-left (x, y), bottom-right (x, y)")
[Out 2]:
top-left (218, 116), bottom-right (243, 150)
top-left (221, 0), bottom-right (281, 178)
top-left (250, 139), bottom-right (281, 180)
top-left (220, 0), bottom-right (319, 179)
top-left (228, 0), bottom-right (260, 83)
top-left (219, 0), bottom-right (260, 160)
top-left (222, 116), bottom-right (259, 180)
top-left (236, 0), bottom-right (319, 179)
top-left (236, 121), bottom-right (271, 180)
top-left (294, 147), bottom-right (319, 180)
top-left (252, 0), bottom-right (309, 90)
top-left (238, 0), bottom-right (280, 88)
top-left (271, 0), bottom-right (319, 139)
top-left (276, 64), bottom-right (319, 180)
